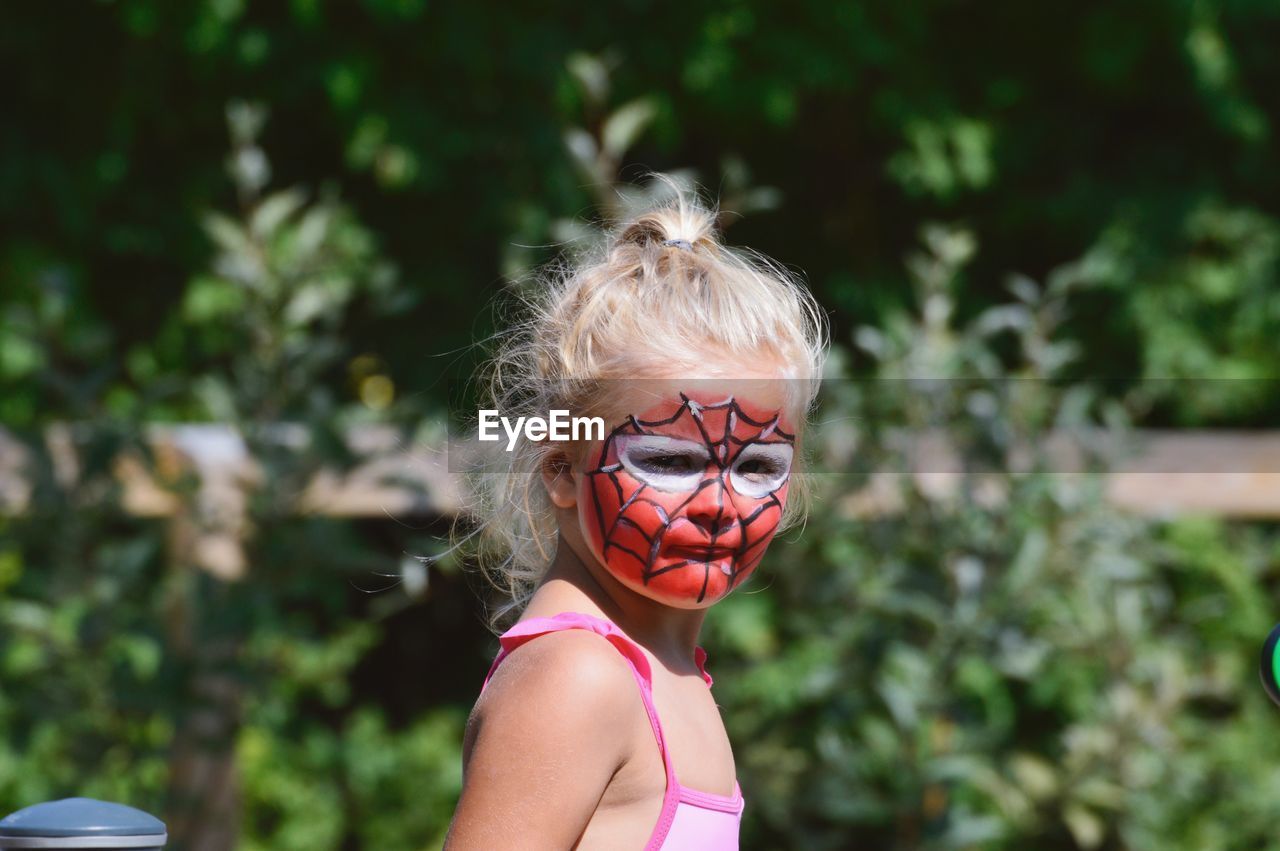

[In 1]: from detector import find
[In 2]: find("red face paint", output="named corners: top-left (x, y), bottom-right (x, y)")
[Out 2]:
top-left (577, 391), bottom-right (795, 606)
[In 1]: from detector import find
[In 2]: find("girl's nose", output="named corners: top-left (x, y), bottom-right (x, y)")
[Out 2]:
top-left (683, 470), bottom-right (739, 538)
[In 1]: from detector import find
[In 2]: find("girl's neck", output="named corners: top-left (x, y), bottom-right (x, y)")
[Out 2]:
top-left (523, 534), bottom-right (707, 665)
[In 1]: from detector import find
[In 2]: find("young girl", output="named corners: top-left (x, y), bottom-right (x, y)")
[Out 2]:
top-left (444, 189), bottom-right (829, 850)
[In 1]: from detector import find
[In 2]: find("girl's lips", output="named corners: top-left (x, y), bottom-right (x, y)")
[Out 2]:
top-left (667, 545), bottom-right (736, 561)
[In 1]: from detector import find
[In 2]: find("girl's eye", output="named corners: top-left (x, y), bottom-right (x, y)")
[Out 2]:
top-left (637, 453), bottom-right (702, 474)
top-left (736, 459), bottom-right (781, 478)
top-left (615, 434), bottom-right (712, 492)
top-left (730, 444), bottom-right (793, 498)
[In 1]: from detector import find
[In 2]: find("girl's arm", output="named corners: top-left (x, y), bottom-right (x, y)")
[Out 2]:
top-left (443, 630), bottom-right (644, 850)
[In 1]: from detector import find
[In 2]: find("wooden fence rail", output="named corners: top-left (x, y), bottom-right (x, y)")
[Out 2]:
top-left (2, 424), bottom-right (1278, 573)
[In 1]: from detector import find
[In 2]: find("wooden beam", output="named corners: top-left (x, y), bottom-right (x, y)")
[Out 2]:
top-left (2, 426), bottom-right (1278, 519)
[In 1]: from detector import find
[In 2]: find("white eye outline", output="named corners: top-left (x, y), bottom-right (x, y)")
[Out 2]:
top-left (615, 434), bottom-right (712, 493)
top-left (729, 443), bottom-right (793, 498)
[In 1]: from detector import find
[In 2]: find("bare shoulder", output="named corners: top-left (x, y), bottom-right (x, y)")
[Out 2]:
top-left (486, 628), bottom-right (638, 704)
top-left (464, 630), bottom-right (643, 771)
top-left (446, 630), bottom-right (645, 850)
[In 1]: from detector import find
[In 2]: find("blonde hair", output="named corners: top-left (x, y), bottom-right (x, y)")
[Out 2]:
top-left (459, 185), bottom-right (829, 631)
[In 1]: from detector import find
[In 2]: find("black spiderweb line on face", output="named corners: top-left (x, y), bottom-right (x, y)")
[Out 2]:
top-left (584, 394), bottom-right (794, 603)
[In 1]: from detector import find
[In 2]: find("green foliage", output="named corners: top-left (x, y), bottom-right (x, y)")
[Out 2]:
top-left (239, 691), bottom-right (463, 850)
top-left (1104, 202), bottom-right (1280, 423)
top-left (0, 465), bottom-right (172, 817)
top-left (9, 2), bottom-right (1280, 423)
top-left (0, 108), bottom-right (448, 848)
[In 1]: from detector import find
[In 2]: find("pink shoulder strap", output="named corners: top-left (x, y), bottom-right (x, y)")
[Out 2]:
top-left (480, 611), bottom-right (709, 851)
top-left (481, 611), bottom-right (714, 691)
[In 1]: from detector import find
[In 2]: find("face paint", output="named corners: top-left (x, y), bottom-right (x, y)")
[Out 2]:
top-left (577, 391), bottom-right (794, 605)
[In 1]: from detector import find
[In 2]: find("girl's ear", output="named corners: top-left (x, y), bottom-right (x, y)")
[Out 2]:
top-left (541, 451), bottom-right (579, 509)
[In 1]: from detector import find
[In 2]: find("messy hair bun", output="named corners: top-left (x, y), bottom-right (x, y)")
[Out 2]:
top-left (460, 182), bottom-right (829, 630)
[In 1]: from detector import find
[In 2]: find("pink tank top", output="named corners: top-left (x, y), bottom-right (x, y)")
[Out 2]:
top-left (481, 611), bottom-right (745, 850)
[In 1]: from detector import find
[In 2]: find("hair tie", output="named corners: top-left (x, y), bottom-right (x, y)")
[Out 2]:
top-left (662, 238), bottom-right (693, 251)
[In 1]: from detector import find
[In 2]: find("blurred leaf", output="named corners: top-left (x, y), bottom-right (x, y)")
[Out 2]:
top-left (602, 97), bottom-right (657, 159)
top-left (182, 275), bottom-right (246, 323)
top-left (1062, 803), bottom-right (1105, 849)
top-left (251, 189), bottom-right (307, 239)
